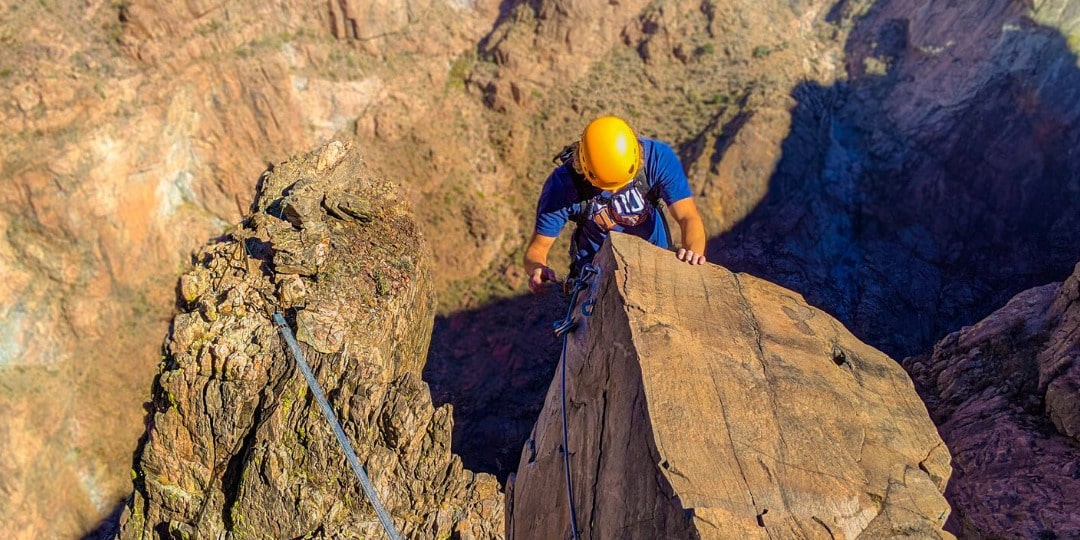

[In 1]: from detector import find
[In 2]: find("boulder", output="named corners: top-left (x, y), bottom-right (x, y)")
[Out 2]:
top-left (506, 233), bottom-right (952, 539)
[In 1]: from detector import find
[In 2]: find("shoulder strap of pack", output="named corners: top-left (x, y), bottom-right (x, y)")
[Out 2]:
top-left (552, 142), bottom-right (576, 167)
top-left (567, 172), bottom-right (594, 223)
top-left (634, 157), bottom-right (673, 246)
top-left (631, 166), bottom-right (661, 206)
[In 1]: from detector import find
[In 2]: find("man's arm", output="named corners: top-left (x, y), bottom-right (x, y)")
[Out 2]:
top-left (524, 233), bottom-right (559, 293)
top-left (668, 198), bottom-right (707, 265)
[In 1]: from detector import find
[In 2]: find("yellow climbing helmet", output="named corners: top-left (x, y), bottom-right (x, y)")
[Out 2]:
top-left (577, 116), bottom-right (642, 191)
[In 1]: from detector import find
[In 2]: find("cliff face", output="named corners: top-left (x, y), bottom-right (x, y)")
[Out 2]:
top-left (506, 234), bottom-right (952, 539)
top-left (430, 0), bottom-right (1080, 490)
top-left (712, 0), bottom-right (1080, 359)
top-left (906, 262), bottom-right (1080, 538)
top-left (0, 1), bottom-right (504, 534)
top-left (4, 0), bottom-right (1080, 536)
top-left (116, 139), bottom-right (502, 539)
top-left (431, 0), bottom-right (860, 482)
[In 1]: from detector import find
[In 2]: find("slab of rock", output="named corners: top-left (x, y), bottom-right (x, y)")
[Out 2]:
top-left (506, 233), bottom-right (952, 539)
top-left (116, 139), bottom-right (502, 539)
top-left (906, 262), bottom-right (1080, 539)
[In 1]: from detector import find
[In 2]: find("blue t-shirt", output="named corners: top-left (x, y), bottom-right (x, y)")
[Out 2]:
top-left (534, 138), bottom-right (692, 266)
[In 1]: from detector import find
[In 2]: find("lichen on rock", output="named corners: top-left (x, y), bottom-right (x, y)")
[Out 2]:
top-left (116, 139), bottom-right (503, 539)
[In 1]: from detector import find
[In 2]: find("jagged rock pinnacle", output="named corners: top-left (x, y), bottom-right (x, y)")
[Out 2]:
top-left (116, 139), bottom-right (503, 539)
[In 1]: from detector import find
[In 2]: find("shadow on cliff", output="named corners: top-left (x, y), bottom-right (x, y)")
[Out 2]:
top-left (427, 0), bottom-right (1080, 482)
top-left (424, 291), bottom-right (568, 479)
top-left (708, 0), bottom-right (1080, 359)
top-left (80, 499), bottom-right (126, 539)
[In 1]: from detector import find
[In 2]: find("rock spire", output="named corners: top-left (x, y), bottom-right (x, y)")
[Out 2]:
top-left (506, 233), bottom-right (953, 539)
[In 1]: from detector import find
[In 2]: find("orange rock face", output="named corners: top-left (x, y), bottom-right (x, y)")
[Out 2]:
top-left (506, 234), bottom-right (953, 539)
top-left (0, 1), bottom-right (503, 536)
top-left (2, 0), bottom-right (1078, 536)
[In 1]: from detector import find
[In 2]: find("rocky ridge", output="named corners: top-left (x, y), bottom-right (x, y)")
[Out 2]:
top-left (3, 0), bottom-right (1080, 536)
top-left (116, 139), bottom-right (502, 539)
top-left (506, 234), bottom-right (952, 539)
top-left (906, 262), bottom-right (1080, 538)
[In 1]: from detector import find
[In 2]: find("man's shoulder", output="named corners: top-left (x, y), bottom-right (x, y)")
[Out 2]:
top-left (639, 137), bottom-right (690, 201)
top-left (639, 137), bottom-right (683, 175)
top-left (640, 137), bottom-right (675, 157)
top-left (544, 162), bottom-right (578, 189)
top-left (540, 163), bottom-right (584, 204)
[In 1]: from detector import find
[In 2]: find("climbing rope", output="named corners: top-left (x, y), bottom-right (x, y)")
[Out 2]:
top-left (272, 312), bottom-right (402, 540)
top-left (552, 263), bottom-right (600, 540)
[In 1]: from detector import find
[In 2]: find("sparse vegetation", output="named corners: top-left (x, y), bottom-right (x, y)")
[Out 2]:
top-left (708, 93), bottom-right (730, 105)
top-left (195, 19), bottom-right (223, 36)
top-left (392, 256), bottom-right (414, 273)
top-left (372, 269), bottom-right (390, 296)
top-left (447, 51), bottom-right (475, 91)
top-left (864, 56), bottom-right (888, 75)
top-left (105, 21), bottom-right (124, 44)
top-left (322, 44), bottom-right (364, 79)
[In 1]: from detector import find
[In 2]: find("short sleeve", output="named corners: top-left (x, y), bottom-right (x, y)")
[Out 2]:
top-left (645, 140), bottom-right (693, 205)
top-left (534, 168), bottom-right (575, 237)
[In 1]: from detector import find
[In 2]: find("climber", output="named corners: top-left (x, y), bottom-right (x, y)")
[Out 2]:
top-left (525, 115), bottom-right (707, 294)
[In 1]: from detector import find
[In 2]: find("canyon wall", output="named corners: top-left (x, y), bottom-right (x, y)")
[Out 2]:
top-left (906, 262), bottom-right (1080, 538)
top-left (712, 0), bottom-right (1080, 358)
top-left (2, 0), bottom-right (1079, 536)
top-left (0, 1), bottom-right (504, 536)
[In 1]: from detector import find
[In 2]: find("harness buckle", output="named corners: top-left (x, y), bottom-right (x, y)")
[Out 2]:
top-left (591, 205), bottom-right (618, 231)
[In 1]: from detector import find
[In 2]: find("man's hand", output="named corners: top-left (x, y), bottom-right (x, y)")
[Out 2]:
top-left (676, 248), bottom-right (706, 265)
top-left (668, 198), bottom-right (707, 266)
top-left (524, 233), bottom-right (558, 294)
top-left (528, 266), bottom-right (559, 294)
